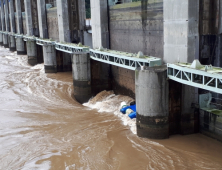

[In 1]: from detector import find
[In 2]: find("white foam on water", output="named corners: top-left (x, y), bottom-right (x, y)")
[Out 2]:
top-left (83, 90), bottom-right (137, 134)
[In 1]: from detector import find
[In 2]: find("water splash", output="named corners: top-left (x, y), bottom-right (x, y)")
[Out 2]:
top-left (83, 90), bottom-right (137, 134)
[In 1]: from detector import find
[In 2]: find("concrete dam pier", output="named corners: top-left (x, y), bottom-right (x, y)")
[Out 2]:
top-left (0, 0), bottom-right (222, 142)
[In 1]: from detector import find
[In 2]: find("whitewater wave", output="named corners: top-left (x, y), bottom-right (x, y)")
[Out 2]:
top-left (83, 90), bottom-right (137, 134)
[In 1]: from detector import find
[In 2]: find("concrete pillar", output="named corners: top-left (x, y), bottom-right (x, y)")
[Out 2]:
top-left (15, 0), bottom-right (26, 54)
top-left (164, 0), bottom-right (199, 64)
top-left (37, 0), bottom-right (56, 73)
top-left (164, 0), bottom-right (199, 135)
top-left (37, 0), bottom-right (48, 38)
top-left (56, 0), bottom-right (70, 42)
top-left (26, 39), bottom-right (37, 65)
top-left (43, 44), bottom-right (57, 73)
top-left (0, 1), bottom-right (5, 46)
top-left (9, 0), bottom-right (16, 51)
top-left (0, 5), bottom-right (3, 45)
top-left (24, 0), bottom-right (37, 65)
top-left (135, 66), bottom-right (169, 139)
top-left (77, 0), bottom-right (86, 44)
top-left (3, 0), bottom-right (9, 48)
top-left (72, 54), bottom-right (91, 103)
top-left (90, 0), bottom-right (109, 49)
top-left (24, 0), bottom-right (33, 36)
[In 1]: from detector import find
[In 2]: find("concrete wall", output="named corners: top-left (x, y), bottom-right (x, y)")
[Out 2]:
top-left (109, 1), bottom-right (163, 58)
top-left (108, 1), bottom-right (164, 99)
top-left (46, 7), bottom-right (59, 41)
top-left (111, 66), bottom-right (135, 98)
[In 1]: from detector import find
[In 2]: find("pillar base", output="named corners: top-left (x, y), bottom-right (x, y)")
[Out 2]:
top-left (28, 57), bottom-right (38, 66)
top-left (17, 51), bottom-right (27, 55)
top-left (73, 80), bottom-right (92, 104)
top-left (0, 42), bottom-right (3, 46)
top-left (137, 115), bottom-right (169, 139)
top-left (27, 40), bottom-right (37, 66)
top-left (16, 37), bottom-right (26, 54)
top-left (9, 47), bottom-right (16, 52)
top-left (44, 65), bottom-right (57, 73)
top-left (3, 44), bottom-right (9, 48)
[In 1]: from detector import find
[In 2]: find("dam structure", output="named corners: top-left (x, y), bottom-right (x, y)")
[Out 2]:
top-left (0, 0), bottom-right (222, 141)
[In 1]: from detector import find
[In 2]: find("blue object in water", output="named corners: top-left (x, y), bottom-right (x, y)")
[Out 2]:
top-left (128, 112), bottom-right (136, 119)
top-left (120, 106), bottom-right (131, 114)
top-left (130, 105), bottom-right (136, 112)
top-left (120, 104), bottom-right (136, 114)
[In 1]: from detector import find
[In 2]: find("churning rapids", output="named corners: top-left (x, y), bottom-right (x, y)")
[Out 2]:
top-left (0, 47), bottom-right (222, 170)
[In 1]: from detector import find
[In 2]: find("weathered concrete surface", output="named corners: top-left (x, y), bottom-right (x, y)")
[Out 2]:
top-left (72, 53), bottom-right (92, 103)
top-left (109, 1), bottom-right (163, 58)
top-left (56, 0), bottom-right (70, 42)
top-left (46, 7), bottom-right (59, 41)
top-left (168, 80), bottom-right (181, 135)
top-left (91, 0), bottom-right (109, 48)
top-left (63, 53), bottom-right (72, 72)
top-left (181, 85), bottom-right (199, 135)
top-left (91, 60), bottom-right (112, 96)
top-left (136, 66), bottom-right (169, 139)
top-left (111, 66), bottom-right (135, 98)
top-left (164, 0), bottom-right (199, 64)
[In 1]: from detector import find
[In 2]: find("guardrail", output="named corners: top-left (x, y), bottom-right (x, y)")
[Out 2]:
top-left (167, 60), bottom-right (222, 94)
top-left (90, 49), bottom-right (162, 70)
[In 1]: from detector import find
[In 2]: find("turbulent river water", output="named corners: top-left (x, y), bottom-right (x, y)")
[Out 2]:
top-left (0, 47), bottom-right (222, 170)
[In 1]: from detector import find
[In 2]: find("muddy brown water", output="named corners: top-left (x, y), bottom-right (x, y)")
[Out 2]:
top-left (0, 47), bottom-right (222, 170)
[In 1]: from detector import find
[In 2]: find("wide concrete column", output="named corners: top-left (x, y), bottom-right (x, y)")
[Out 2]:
top-left (3, 0), bottom-right (10, 48)
top-left (15, 0), bottom-right (26, 54)
top-left (164, 0), bottom-right (199, 63)
top-left (24, 0), bottom-right (37, 65)
top-left (90, 0), bottom-right (109, 49)
top-left (164, 0), bottom-right (199, 135)
top-left (43, 44), bottom-right (57, 73)
top-left (136, 66), bottom-right (169, 139)
top-left (26, 39), bottom-right (37, 65)
top-left (56, 0), bottom-right (70, 42)
top-left (9, 0), bottom-right (16, 51)
top-left (72, 53), bottom-right (91, 104)
top-left (37, 0), bottom-right (57, 73)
